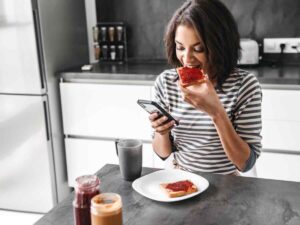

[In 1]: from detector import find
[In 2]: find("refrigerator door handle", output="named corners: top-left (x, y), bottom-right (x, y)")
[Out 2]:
top-left (43, 101), bottom-right (50, 141)
top-left (32, 0), bottom-right (46, 91)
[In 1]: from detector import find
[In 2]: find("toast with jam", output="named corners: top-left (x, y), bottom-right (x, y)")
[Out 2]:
top-left (176, 67), bottom-right (205, 87)
top-left (160, 180), bottom-right (198, 198)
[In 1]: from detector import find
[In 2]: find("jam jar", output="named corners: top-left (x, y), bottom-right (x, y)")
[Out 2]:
top-left (73, 175), bottom-right (100, 225)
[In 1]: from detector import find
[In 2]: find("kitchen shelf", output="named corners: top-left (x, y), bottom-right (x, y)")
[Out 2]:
top-left (95, 21), bottom-right (128, 64)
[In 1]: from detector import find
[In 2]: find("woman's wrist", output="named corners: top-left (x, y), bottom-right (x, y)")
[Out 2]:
top-left (153, 131), bottom-right (172, 158)
top-left (211, 106), bottom-right (227, 124)
top-left (154, 130), bottom-right (170, 139)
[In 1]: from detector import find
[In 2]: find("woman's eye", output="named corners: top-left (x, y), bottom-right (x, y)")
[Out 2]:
top-left (194, 46), bottom-right (204, 53)
top-left (176, 46), bottom-right (184, 51)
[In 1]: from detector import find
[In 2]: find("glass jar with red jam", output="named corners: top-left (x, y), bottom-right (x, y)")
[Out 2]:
top-left (73, 175), bottom-right (100, 225)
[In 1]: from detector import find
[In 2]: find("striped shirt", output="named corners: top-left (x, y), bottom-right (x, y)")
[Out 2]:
top-left (153, 68), bottom-right (262, 174)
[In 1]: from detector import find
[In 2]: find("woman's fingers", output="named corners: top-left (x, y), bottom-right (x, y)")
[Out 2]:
top-left (151, 116), bottom-right (168, 128)
top-left (149, 112), bottom-right (160, 122)
top-left (178, 81), bottom-right (189, 94)
top-left (158, 128), bottom-right (173, 135)
top-left (149, 112), bottom-right (175, 135)
top-left (203, 75), bottom-right (214, 88)
top-left (155, 120), bottom-right (175, 134)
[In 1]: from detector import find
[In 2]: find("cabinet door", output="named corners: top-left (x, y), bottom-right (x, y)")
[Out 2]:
top-left (262, 89), bottom-right (300, 121)
top-left (262, 121), bottom-right (300, 152)
top-left (143, 143), bottom-right (154, 168)
top-left (65, 138), bottom-right (118, 187)
top-left (256, 151), bottom-right (300, 182)
top-left (261, 89), bottom-right (300, 151)
top-left (0, 95), bottom-right (54, 212)
top-left (60, 83), bottom-right (152, 140)
top-left (65, 138), bottom-right (155, 187)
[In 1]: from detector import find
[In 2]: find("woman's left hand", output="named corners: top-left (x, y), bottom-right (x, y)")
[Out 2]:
top-left (179, 75), bottom-right (224, 118)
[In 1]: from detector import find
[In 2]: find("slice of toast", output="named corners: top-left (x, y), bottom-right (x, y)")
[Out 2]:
top-left (176, 67), bottom-right (205, 87)
top-left (160, 180), bottom-right (198, 198)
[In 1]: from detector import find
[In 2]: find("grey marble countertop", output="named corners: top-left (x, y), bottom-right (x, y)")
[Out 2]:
top-left (34, 164), bottom-right (300, 225)
top-left (59, 61), bottom-right (300, 89)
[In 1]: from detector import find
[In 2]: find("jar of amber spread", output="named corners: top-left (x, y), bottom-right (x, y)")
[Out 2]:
top-left (91, 193), bottom-right (122, 225)
top-left (73, 175), bottom-right (100, 225)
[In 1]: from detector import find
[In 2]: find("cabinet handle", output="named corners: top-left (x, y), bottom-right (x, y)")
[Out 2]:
top-left (32, 1), bottom-right (46, 91)
top-left (43, 101), bottom-right (50, 141)
top-left (263, 148), bottom-right (300, 155)
top-left (115, 139), bottom-right (119, 156)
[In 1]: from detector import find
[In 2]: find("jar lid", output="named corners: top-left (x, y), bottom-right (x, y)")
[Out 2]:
top-left (91, 193), bottom-right (122, 215)
top-left (75, 175), bottom-right (100, 190)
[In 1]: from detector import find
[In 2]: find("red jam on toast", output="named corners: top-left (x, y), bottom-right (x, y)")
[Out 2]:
top-left (176, 67), bottom-right (205, 87)
top-left (160, 180), bottom-right (198, 198)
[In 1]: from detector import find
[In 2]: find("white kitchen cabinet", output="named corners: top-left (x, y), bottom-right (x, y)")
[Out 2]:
top-left (261, 89), bottom-right (300, 121)
top-left (60, 82), bottom-right (158, 186)
top-left (261, 121), bottom-right (300, 152)
top-left (142, 143), bottom-right (155, 168)
top-left (261, 89), bottom-right (300, 152)
top-left (65, 138), bottom-right (155, 187)
top-left (256, 151), bottom-right (300, 182)
top-left (65, 138), bottom-right (118, 187)
top-left (60, 81), bottom-right (300, 183)
top-left (257, 89), bottom-right (300, 182)
top-left (60, 82), bottom-right (153, 140)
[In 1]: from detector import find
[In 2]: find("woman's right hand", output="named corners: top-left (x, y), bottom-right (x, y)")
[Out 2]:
top-left (149, 112), bottom-right (175, 135)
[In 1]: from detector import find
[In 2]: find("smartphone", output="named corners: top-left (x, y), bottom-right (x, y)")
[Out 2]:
top-left (137, 99), bottom-right (179, 126)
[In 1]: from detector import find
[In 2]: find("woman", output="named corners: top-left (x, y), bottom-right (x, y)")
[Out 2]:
top-left (150, 0), bottom-right (262, 174)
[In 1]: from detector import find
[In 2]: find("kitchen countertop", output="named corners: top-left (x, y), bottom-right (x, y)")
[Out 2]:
top-left (34, 164), bottom-right (300, 225)
top-left (60, 61), bottom-right (300, 89)
top-left (60, 61), bottom-right (170, 86)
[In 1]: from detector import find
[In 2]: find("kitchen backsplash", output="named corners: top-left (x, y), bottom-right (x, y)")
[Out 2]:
top-left (96, 0), bottom-right (300, 60)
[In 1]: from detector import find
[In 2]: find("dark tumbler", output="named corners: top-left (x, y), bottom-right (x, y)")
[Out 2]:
top-left (115, 139), bottom-right (143, 181)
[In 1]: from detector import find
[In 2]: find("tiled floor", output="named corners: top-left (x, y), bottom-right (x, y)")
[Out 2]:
top-left (0, 210), bottom-right (43, 225)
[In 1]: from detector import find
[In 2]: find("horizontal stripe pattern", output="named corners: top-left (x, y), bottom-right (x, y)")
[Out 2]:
top-left (153, 68), bottom-right (262, 174)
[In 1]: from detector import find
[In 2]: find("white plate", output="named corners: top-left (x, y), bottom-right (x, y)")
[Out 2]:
top-left (132, 169), bottom-right (209, 202)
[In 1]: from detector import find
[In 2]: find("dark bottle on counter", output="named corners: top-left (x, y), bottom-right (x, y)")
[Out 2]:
top-left (101, 45), bottom-right (108, 60)
top-left (94, 43), bottom-right (100, 60)
top-left (73, 175), bottom-right (100, 225)
top-left (117, 45), bottom-right (124, 60)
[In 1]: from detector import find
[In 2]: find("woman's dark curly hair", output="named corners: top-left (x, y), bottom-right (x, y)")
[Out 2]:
top-left (164, 0), bottom-right (241, 89)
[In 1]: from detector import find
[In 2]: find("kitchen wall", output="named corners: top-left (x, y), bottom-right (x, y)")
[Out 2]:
top-left (96, 0), bottom-right (300, 60)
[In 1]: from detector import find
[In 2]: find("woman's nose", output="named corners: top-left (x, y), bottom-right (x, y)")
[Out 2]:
top-left (183, 49), bottom-right (195, 64)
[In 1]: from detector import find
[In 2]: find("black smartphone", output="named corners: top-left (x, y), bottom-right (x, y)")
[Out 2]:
top-left (137, 99), bottom-right (179, 125)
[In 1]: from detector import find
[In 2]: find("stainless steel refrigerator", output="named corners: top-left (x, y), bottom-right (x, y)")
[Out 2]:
top-left (0, 0), bottom-right (89, 213)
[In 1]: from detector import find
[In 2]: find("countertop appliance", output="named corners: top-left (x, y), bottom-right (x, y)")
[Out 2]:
top-left (238, 39), bottom-right (259, 65)
top-left (0, 0), bottom-right (88, 213)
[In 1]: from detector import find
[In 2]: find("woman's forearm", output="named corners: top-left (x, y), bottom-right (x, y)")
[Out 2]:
top-left (152, 132), bottom-right (172, 158)
top-left (212, 108), bottom-right (251, 171)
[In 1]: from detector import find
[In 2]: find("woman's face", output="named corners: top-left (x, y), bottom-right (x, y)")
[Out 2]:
top-left (175, 24), bottom-right (208, 73)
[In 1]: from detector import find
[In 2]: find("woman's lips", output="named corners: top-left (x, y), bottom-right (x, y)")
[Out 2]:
top-left (184, 65), bottom-right (201, 68)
